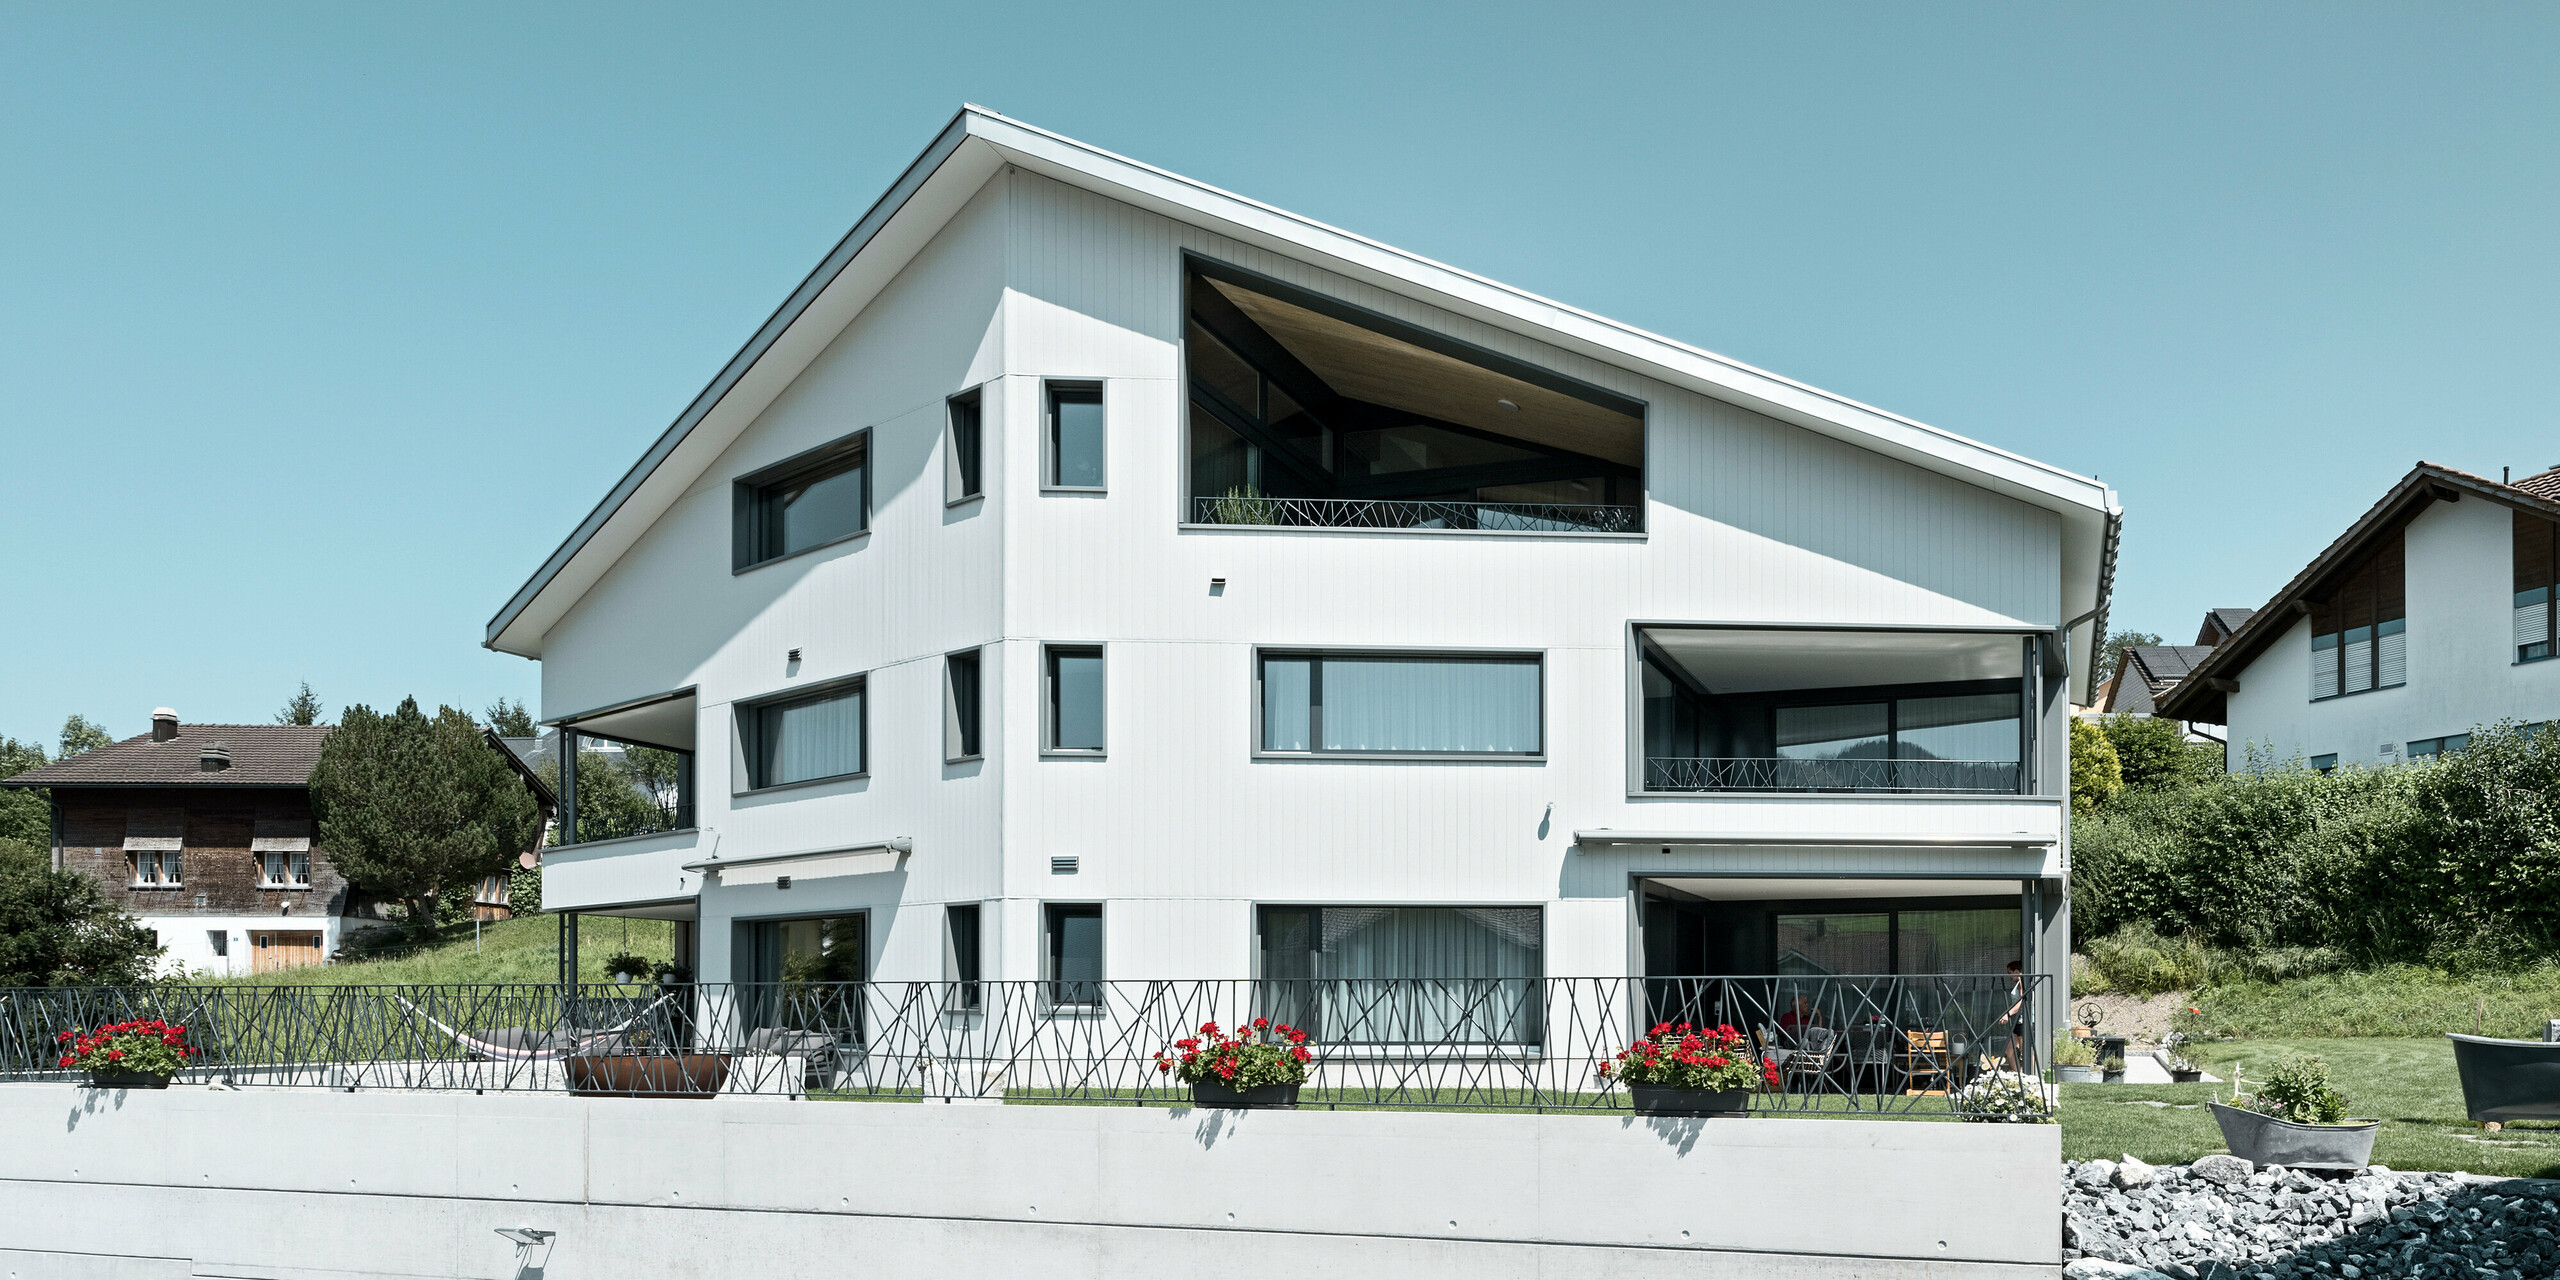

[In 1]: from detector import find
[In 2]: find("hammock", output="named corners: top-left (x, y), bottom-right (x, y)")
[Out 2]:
top-left (395, 993), bottom-right (675, 1063)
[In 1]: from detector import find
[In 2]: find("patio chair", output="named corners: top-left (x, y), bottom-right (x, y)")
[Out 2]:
top-left (745, 1028), bottom-right (841, 1090)
top-left (1781, 1027), bottom-right (1838, 1093)
top-left (1846, 1023), bottom-right (1896, 1096)
top-left (1901, 1030), bottom-right (1954, 1096)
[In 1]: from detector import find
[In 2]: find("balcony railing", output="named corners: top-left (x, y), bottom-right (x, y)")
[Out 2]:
top-left (1645, 757), bottom-right (2022, 794)
top-left (0, 975), bottom-right (2048, 1117)
top-left (1190, 495), bottom-right (1640, 534)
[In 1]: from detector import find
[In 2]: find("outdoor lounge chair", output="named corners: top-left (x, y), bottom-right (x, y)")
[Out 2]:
top-left (397, 994), bottom-right (673, 1063)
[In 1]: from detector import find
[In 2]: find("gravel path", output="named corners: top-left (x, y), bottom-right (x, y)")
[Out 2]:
top-left (2063, 1156), bottom-right (2560, 1279)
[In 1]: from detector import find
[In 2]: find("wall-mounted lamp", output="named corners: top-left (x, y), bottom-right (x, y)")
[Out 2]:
top-left (1209, 577), bottom-right (1226, 594)
top-left (787, 648), bottom-right (803, 663)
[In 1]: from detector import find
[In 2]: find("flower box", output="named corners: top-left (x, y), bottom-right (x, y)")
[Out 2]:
top-left (1189, 1081), bottom-right (1301, 1110)
top-left (86, 1069), bottom-right (173, 1090)
top-left (565, 1053), bottom-right (730, 1099)
top-left (1627, 1086), bottom-right (1748, 1117)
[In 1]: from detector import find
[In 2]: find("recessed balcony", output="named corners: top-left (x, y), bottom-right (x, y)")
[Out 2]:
top-left (1637, 626), bottom-right (2047, 796)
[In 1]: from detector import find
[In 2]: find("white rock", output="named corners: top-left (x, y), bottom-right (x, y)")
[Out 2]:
top-left (2116, 1154), bottom-right (2158, 1189)
top-left (2064, 1260), bottom-right (2173, 1280)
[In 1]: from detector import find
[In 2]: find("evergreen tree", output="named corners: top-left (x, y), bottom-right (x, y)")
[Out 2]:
top-left (274, 682), bottom-right (324, 726)
top-left (0, 838), bottom-right (162, 985)
top-left (482, 697), bottom-right (537, 738)
top-left (2094, 630), bottom-right (2163, 693)
top-left (310, 698), bottom-right (543, 935)
top-left (58, 715), bottom-right (111, 758)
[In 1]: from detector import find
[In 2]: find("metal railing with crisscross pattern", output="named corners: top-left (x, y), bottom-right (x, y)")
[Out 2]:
top-left (1188, 495), bottom-right (1640, 534)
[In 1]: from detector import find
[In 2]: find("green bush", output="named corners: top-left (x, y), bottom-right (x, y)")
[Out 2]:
top-left (2071, 721), bottom-right (2557, 963)
top-left (2236, 1054), bottom-right (2348, 1124)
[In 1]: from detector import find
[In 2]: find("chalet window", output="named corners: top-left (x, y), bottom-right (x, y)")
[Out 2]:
top-left (2517, 511), bottom-right (2557, 664)
top-left (947, 389), bottom-right (984, 502)
top-left (129, 849), bottom-right (179, 886)
top-left (1256, 651), bottom-right (1542, 756)
top-left (1044, 382), bottom-right (1105, 490)
top-left (259, 851), bottom-right (310, 888)
top-left (733, 431), bottom-right (870, 571)
top-left (744, 680), bottom-right (866, 789)
top-left (2307, 528), bottom-right (2406, 699)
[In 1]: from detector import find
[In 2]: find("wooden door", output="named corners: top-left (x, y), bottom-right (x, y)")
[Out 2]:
top-left (252, 930), bottom-right (325, 973)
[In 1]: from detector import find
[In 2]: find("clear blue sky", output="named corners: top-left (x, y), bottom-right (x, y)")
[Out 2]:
top-left (5, 3), bottom-right (2555, 745)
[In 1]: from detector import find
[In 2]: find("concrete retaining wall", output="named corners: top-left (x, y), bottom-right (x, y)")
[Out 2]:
top-left (0, 1084), bottom-right (2058, 1278)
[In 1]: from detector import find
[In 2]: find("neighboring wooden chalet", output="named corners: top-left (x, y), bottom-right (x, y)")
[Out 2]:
top-left (1, 709), bottom-right (553, 975)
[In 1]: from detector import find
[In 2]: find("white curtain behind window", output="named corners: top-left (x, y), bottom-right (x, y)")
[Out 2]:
top-left (1318, 657), bottom-right (1539, 753)
top-left (763, 689), bottom-right (862, 785)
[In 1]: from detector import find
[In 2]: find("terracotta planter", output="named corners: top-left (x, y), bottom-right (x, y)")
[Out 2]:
top-left (1188, 1081), bottom-right (1299, 1109)
top-left (566, 1053), bottom-right (730, 1099)
top-left (2209, 1101), bottom-right (2379, 1171)
top-left (85, 1070), bottom-right (173, 1090)
top-left (1628, 1086), bottom-right (1750, 1117)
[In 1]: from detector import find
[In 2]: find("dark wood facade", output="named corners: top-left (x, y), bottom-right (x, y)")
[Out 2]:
top-left (54, 786), bottom-right (359, 923)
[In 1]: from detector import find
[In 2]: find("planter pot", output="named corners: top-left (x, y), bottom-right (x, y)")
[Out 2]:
top-left (2102, 1070), bottom-right (2126, 1084)
top-left (2171, 1069), bottom-right (2205, 1084)
top-left (2209, 1101), bottom-right (2380, 1171)
top-left (2057, 1065), bottom-right (2102, 1084)
top-left (84, 1070), bottom-right (173, 1090)
top-left (1628, 1086), bottom-right (1750, 1117)
top-left (1188, 1081), bottom-right (1300, 1109)
top-left (566, 1053), bottom-right (730, 1099)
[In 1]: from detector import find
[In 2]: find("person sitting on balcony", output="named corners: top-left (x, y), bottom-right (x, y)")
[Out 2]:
top-left (1777, 994), bottom-right (1822, 1042)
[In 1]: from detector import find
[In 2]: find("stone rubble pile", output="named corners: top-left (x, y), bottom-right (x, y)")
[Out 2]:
top-left (2062, 1155), bottom-right (2560, 1280)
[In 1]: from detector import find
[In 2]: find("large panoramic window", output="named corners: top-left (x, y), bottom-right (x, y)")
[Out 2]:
top-left (1256, 905), bottom-right (1543, 1044)
top-left (2518, 511), bottom-right (2557, 664)
top-left (1182, 257), bottom-right (1644, 533)
top-left (733, 432), bottom-right (869, 570)
top-left (2308, 528), bottom-right (2406, 698)
top-left (746, 682), bottom-right (865, 788)
top-left (1257, 652), bottom-right (1541, 755)
top-left (1775, 908), bottom-right (2018, 976)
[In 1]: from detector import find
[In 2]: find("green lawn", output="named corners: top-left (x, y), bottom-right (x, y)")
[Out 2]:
top-left (2182, 965), bottom-right (2560, 1040)
top-left (2060, 1036), bottom-right (2560, 1178)
top-left (187, 914), bottom-right (672, 987)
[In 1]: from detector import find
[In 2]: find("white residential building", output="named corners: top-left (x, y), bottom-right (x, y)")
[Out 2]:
top-left (2159, 461), bottom-right (2560, 767)
top-left (485, 107), bottom-right (2118, 1039)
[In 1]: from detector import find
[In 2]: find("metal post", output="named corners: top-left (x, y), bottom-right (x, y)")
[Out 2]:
top-left (556, 727), bottom-right (578, 847)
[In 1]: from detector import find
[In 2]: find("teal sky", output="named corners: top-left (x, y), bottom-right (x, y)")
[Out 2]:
top-left (4, 4), bottom-right (2555, 743)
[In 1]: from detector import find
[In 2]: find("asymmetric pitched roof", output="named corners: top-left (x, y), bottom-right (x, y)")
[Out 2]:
top-left (2157, 461), bottom-right (2560, 725)
top-left (1, 725), bottom-right (329, 790)
top-left (483, 106), bottom-right (2121, 696)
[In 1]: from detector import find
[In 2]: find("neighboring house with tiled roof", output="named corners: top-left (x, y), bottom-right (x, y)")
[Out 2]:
top-left (2096, 643), bottom-right (2220, 716)
top-left (1, 708), bottom-right (554, 975)
top-left (2157, 462), bottom-right (2560, 769)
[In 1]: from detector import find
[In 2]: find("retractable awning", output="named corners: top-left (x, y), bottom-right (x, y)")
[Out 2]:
top-left (683, 839), bottom-right (911, 885)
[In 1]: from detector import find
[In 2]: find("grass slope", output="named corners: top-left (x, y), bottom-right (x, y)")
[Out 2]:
top-left (191, 915), bottom-right (673, 987)
top-left (2183, 966), bottom-right (2560, 1040)
top-left (2060, 1037), bottom-right (2560, 1179)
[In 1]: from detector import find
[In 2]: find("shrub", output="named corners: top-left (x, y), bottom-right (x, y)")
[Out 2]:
top-left (2052, 1034), bottom-right (2095, 1067)
top-left (1597, 1023), bottom-right (1777, 1092)
top-left (1955, 1070), bottom-right (2054, 1122)
top-left (2082, 923), bottom-right (2225, 995)
top-left (2071, 719), bottom-right (2123, 815)
top-left (1154, 1018), bottom-right (1312, 1090)
top-left (2234, 1054), bottom-right (2348, 1125)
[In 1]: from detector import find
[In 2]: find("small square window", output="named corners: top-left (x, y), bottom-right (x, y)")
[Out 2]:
top-left (1044, 903), bottom-right (1103, 1009)
top-left (945, 649), bottom-right (983, 761)
top-left (734, 433), bottom-right (870, 570)
top-left (208, 930), bottom-right (229, 958)
top-left (947, 390), bottom-right (984, 502)
top-left (1044, 382), bottom-right (1105, 490)
top-left (1043, 645), bottom-right (1105, 754)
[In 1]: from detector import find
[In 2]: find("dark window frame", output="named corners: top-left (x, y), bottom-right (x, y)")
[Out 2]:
top-left (1252, 648), bottom-right (1547, 760)
top-left (943, 903), bottom-right (983, 1012)
top-left (945, 648), bottom-right (984, 762)
top-left (946, 388), bottom-right (985, 504)
top-left (2517, 510), bottom-right (2558, 664)
top-left (1042, 644), bottom-right (1106, 756)
top-left (732, 430), bottom-right (873, 573)
top-left (1042, 381), bottom-right (1107, 492)
top-left (2306, 525), bottom-right (2408, 700)
top-left (1042, 902), bottom-right (1105, 1013)
top-left (734, 675), bottom-right (869, 794)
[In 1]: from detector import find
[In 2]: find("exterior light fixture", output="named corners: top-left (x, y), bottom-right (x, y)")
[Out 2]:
top-left (787, 648), bottom-right (802, 663)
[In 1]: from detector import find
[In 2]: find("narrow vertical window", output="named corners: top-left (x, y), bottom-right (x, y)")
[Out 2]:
top-left (1044, 645), bottom-right (1105, 754)
top-left (1044, 382), bottom-right (1105, 489)
top-left (2518, 510), bottom-right (2558, 663)
top-left (944, 903), bottom-right (982, 1011)
top-left (1044, 903), bottom-right (1104, 1009)
top-left (945, 649), bottom-right (983, 761)
top-left (946, 390), bottom-right (983, 503)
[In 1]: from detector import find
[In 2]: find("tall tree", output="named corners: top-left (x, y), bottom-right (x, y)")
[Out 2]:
top-left (274, 682), bottom-right (324, 726)
top-left (2092, 630), bottom-right (2163, 694)
top-left (483, 697), bottom-right (537, 738)
top-left (535, 749), bottom-right (660, 843)
top-left (310, 698), bottom-right (543, 934)
top-left (0, 738), bottom-right (48, 848)
top-left (0, 838), bottom-right (162, 985)
top-left (58, 715), bottom-right (111, 758)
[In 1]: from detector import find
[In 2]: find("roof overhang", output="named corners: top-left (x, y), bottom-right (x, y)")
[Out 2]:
top-left (486, 106), bottom-right (2120, 696)
top-left (2157, 462), bottom-right (2560, 724)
